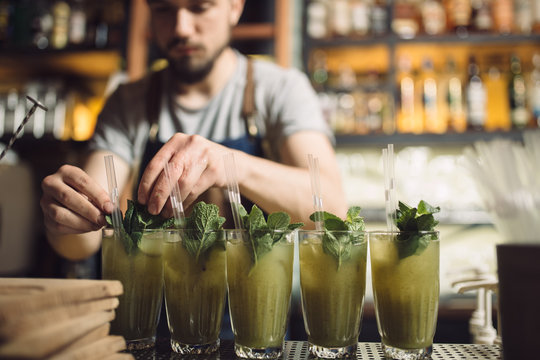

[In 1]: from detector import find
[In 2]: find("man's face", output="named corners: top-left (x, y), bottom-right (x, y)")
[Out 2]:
top-left (148, 0), bottom-right (243, 83)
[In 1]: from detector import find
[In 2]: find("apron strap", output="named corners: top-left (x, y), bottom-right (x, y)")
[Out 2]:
top-left (146, 69), bottom-right (163, 143)
top-left (241, 58), bottom-right (258, 140)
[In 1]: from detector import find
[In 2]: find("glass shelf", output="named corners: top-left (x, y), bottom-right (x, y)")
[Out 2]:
top-left (335, 130), bottom-right (528, 148)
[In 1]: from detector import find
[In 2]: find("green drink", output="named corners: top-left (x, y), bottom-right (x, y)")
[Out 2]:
top-left (369, 231), bottom-right (439, 359)
top-left (163, 230), bottom-right (227, 354)
top-left (226, 229), bottom-right (295, 359)
top-left (101, 228), bottom-right (164, 350)
top-left (298, 230), bottom-right (367, 358)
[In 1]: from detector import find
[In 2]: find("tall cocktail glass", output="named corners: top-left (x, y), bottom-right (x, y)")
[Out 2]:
top-left (225, 229), bottom-right (295, 359)
top-left (369, 231), bottom-right (439, 360)
top-left (163, 229), bottom-right (227, 354)
top-left (298, 230), bottom-right (367, 358)
top-left (101, 228), bottom-right (164, 350)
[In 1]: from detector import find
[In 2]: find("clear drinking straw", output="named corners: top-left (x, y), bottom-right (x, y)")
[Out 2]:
top-left (383, 144), bottom-right (397, 231)
top-left (308, 154), bottom-right (324, 231)
top-left (104, 155), bottom-right (123, 234)
top-left (163, 162), bottom-right (185, 227)
top-left (224, 153), bottom-right (243, 229)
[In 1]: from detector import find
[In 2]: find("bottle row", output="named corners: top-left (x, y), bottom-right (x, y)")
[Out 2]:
top-left (315, 52), bottom-right (540, 135)
top-left (0, 0), bottom-right (125, 51)
top-left (306, 0), bottom-right (540, 40)
top-left (0, 80), bottom-right (98, 142)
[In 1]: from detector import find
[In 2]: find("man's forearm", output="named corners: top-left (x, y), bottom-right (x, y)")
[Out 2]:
top-left (236, 152), bottom-right (347, 226)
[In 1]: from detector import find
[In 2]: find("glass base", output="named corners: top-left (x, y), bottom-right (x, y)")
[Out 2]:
top-left (382, 343), bottom-right (433, 360)
top-left (234, 343), bottom-right (283, 359)
top-left (170, 338), bottom-right (220, 354)
top-left (308, 342), bottom-right (357, 358)
top-left (126, 336), bottom-right (156, 350)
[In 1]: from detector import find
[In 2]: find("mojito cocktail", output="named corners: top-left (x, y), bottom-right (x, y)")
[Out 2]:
top-left (298, 230), bottom-right (367, 358)
top-left (226, 229), bottom-right (295, 359)
top-left (163, 229), bottom-right (227, 354)
top-left (369, 231), bottom-right (439, 359)
top-left (102, 228), bottom-right (164, 350)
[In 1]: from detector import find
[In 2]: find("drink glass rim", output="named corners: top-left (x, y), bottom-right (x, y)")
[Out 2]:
top-left (369, 230), bottom-right (439, 236)
top-left (223, 228), bottom-right (296, 245)
top-left (297, 229), bottom-right (366, 235)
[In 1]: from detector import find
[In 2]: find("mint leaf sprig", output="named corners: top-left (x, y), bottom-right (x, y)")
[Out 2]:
top-left (237, 204), bottom-right (303, 267)
top-left (309, 206), bottom-right (365, 269)
top-left (394, 200), bottom-right (440, 259)
top-left (181, 201), bottom-right (226, 262)
top-left (105, 199), bottom-right (175, 254)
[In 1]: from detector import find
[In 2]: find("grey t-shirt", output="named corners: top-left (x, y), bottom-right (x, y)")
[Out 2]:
top-left (89, 52), bottom-right (332, 166)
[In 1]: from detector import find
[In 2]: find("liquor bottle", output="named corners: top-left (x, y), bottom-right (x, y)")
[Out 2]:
top-left (509, 54), bottom-right (529, 128)
top-left (69, 0), bottom-right (86, 45)
top-left (332, 0), bottom-right (352, 37)
top-left (396, 56), bottom-right (421, 133)
top-left (392, 0), bottom-right (420, 39)
top-left (484, 61), bottom-right (511, 131)
top-left (0, 1), bottom-right (11, 46)
top-left (421, 0), bottom-right (446, 35)
top-left (514, 0), bottom-right (533, 35)
top-left (466, 55), bottom-right (487, 130)
top-left (530, 53), bottom-right (540, 126)
top-left (371, 0), bottom-right (388, 35)
top-left (421, 57), bottom-right (445, 133)
top-left (307, 0), bottom-right (330, 39)
top-left (350, 0), bottom-right (371, 36)
top-left (492, 0), bottom-right (514, 34)
top-left (444, 0), bottom-right (472, 36)
top-left (444, 57), bottom-right (466, 132)
top-left (31, 1), bottom-right (53, 50)
top-left (51, 1), bottom-right (70, 49)
top-left (534, 0), bottom-right (540, 32)
top-left (310, 49), bottom-right (329, 91)
top-left (472, 0), bottom-right (493, 32)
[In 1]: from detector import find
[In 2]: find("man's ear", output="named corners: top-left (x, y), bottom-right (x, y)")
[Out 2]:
top-left (229, 0), bottom-right (245, 26)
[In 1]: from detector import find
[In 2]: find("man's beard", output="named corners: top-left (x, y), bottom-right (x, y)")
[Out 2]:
top-left (165, 40), bottom-right (229, 84)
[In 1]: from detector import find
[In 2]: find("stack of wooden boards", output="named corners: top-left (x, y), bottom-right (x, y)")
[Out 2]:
top-left (0, 278), bottom-right (133, 360)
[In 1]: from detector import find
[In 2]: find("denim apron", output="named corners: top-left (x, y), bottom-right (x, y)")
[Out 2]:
top-left (140, 60), bottom-right (262, 340)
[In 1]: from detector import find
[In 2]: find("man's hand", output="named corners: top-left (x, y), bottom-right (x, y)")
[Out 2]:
top-left (40, 165), bottom-right (114, 236)
top-left (137, 133), bottom-right (231, 215)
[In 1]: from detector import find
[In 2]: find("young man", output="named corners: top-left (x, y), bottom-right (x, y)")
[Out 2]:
top-left (40, 0), bottom-right (347, 261)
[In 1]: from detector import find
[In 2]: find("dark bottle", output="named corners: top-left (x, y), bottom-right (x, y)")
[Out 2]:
top-left (0, 0), bottom-right (13, 47)
top-left (509, 54), bottom-right (529, 129)
top-left (371, 0), bottom-right (388, 35)
top-left (466, 55), bottom-right (486, 130)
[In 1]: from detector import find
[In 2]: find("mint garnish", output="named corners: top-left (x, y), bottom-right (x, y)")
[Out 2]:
top-left (181, 201), bottom-right (226, 262)
top-left (105, 199), bottom-right (175, 254)
top-left (238, 204), bottom-right (303, 267)
top-left (309, 206), bottom-right (365, 269)
top-left (394, 200), bottom-right (440, 259)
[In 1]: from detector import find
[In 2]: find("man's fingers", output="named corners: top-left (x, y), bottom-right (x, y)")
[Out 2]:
top-left (43, 202), bottom-right (103, 235)
top-left (42, 174), bottom-right (104, 225)
top-left (146, 170), bottom-right (172, 215)
top-left (137, 147), bottom-right (178, 206)
top-left (58, 165), bottom-right (113, 214)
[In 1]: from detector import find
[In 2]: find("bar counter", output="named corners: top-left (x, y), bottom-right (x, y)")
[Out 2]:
top-left (129, 339), bottom-right (501, 359)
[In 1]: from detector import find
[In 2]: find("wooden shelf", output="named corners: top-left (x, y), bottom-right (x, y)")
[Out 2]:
top-left (0, 50), bottom-right (122, 81)
top-left (233, 23), bottom-right (275, 40)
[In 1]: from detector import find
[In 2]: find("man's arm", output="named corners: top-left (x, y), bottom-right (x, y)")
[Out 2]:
top-left (42, 150), bottom-right (131, 261)
top-left (237, 130), bottom-right (348, 225)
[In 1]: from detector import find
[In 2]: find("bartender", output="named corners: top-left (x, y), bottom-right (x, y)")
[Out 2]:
top-left (40, 0), bottom-right (347, 261)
